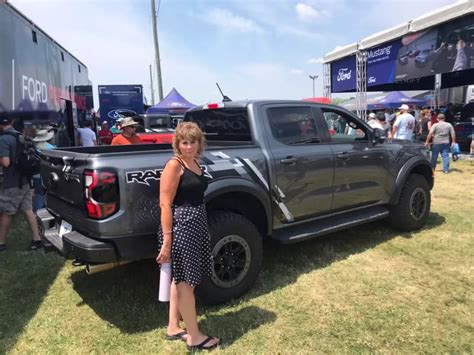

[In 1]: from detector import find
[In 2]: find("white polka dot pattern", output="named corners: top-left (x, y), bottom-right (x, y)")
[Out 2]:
top-left (158, 204), bottom-right (213, 287)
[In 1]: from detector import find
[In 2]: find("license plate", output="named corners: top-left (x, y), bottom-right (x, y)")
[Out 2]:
top-left (59, 220), bottom-right (72, 237)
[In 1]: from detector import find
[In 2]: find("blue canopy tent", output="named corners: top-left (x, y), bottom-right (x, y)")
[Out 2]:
top-left (368, 91), bottom-right (426, 110)
top-left (146, 88), bottom-right (196, 115)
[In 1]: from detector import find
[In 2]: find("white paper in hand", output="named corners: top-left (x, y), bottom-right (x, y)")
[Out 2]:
top-left (158, 263), bottom-right (172, 302)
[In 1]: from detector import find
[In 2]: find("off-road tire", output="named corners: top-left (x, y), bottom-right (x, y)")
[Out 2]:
top-left (388, 174), bottom-right (431, 231)
top-left (197, 211), bottom-right (262, 304)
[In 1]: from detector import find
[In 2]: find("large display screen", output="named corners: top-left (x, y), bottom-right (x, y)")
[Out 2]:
top-left (330, 55), bottom-right (356, 93)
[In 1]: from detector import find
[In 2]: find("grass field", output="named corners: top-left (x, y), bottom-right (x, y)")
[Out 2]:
top-left (1, 161), bottom-right (473, 354)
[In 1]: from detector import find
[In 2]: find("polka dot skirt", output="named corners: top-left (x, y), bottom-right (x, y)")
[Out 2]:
top-left (158, 204), bottom-right (213, 287)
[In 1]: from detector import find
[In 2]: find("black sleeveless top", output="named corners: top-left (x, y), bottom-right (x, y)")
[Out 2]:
top-left (172, 158), bottom-right (209, 207)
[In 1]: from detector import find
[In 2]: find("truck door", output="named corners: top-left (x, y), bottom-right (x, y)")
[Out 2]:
top-left (263, 105), bottom-right (334, 223)
top-left (315, 107), bottom-right (389, 211)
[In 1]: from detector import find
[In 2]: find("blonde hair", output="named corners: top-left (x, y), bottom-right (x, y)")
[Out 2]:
top-left (172, 122), bottom-right (206, 157)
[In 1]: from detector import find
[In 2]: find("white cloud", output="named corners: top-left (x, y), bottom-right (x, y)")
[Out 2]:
top-left (205, 8), bottom-right (265, 34)
top-left (290, 69), bottom-right (304, 75)
top-left (307, 57), bottom-right (323, 64)
top-left (296, 3), bottom-right (321, 22)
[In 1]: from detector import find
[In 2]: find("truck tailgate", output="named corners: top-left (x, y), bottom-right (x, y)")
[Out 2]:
top-left (40, 150), bottom-right (89, 208)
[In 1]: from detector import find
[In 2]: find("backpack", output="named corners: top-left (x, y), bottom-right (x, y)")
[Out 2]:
top-left (1, 131), bottom-right (41, 181)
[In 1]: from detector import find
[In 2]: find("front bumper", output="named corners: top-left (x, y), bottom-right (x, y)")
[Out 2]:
top-left (36, 208), bottom-right (117, 263)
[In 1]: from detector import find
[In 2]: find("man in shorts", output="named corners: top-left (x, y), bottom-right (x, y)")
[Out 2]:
top-left (0, 115), bottom-right (42, 252)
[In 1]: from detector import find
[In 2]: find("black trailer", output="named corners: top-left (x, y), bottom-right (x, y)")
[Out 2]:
top-left (0, 1), bottom-right (93, 144)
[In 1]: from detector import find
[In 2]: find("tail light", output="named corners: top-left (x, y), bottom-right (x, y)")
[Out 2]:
top-left (84, 169), bottom-right (119, 219)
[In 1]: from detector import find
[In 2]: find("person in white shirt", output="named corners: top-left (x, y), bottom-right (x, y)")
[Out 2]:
top-left (76, 120), bottom-right (97, 147)
top-left (367, 112), bottom-right (384, 130)
top-left (392, 104), bottom-right (415, 140)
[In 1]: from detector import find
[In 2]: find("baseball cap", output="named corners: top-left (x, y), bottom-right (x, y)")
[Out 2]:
top-left (368, 113), bottom-right (376, 119)
top-left (0, 115), bottom-right (12, 125)
top-left (398, 104), bottom-right (409, 110)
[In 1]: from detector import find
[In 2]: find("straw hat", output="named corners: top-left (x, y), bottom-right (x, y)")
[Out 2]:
top-left (33, 129), bottom-right (54, 142)
top-left (120, 117), bottom-right (139, 128)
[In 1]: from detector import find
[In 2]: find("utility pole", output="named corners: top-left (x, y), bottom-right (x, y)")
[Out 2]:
top-left (151, 0), bottom-right (163, 101)
top-left (309, 75), bottom-right (318, 98)
top-left (149, 64), bottom-right (155, 105)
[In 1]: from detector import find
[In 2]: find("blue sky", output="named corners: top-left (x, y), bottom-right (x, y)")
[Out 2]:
top-left (10, 0), bottom-right (456, 107)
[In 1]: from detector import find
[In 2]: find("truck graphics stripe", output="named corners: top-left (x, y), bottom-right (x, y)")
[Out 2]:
top-left (237, 157), bottom-right (294, 222)
top-left (276, 199), bottom-right (294, 222)
top-left (242, 158), bottom-right (269, 190)
top-left (211, 151), bottom-right (231, 159)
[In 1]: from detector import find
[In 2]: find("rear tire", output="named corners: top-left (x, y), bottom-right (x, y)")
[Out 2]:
top-left (388, 174), bottom-right (431, 231)
top-left (197, 211), bottom-right (262, 305)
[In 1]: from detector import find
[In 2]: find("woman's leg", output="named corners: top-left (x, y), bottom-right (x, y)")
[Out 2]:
top-left (167, 281), bottom-right (185, 335)
top-left (176, 282), bottom-right (220, 347)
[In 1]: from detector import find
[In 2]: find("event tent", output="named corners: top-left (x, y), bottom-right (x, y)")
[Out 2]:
top-left (368, 91), bottom-right (426, 110)
top-left (146, 88), bottom-right (196, 115)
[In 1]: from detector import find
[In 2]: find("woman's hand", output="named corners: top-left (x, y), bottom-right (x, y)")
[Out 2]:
top-left (156, 245), bottom-right (171, 265)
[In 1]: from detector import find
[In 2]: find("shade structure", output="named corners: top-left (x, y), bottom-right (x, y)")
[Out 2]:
top-left (147, 88), bottom-right (196, 115)
top-left (368, 91), bottom-right (426, 110)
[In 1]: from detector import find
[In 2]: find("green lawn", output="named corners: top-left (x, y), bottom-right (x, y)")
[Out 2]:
top-left (1, 161), bottom-right (473, 354)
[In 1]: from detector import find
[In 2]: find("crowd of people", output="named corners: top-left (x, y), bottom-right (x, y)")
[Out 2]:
top-left (367, 102), bottom-right (473, 174)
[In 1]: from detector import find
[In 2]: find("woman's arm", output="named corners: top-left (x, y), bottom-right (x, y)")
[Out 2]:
top-left (156, 159), bottom-right (182, 264)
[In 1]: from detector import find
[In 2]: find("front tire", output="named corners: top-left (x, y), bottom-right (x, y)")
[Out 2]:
top-left (197, 211), bottom-right (262, 304)
top-left (388, 174), bottom-right (431, 231)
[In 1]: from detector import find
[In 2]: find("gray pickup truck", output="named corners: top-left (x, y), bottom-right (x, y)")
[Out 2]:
top-left (38, 100), bottom-right (433, 304)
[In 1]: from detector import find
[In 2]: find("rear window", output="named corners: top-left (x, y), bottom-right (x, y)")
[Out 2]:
top-left (185, 108), bottom-right (251, 142)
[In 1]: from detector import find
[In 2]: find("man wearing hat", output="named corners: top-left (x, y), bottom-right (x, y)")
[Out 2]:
top-left (392, 104), bottom-right (415, 140)
top-left (33, 129), bottom-right (55, 150)
top-left (367, 112), bottom-right (383, 130)
top-left (111, 117), bottom-right (142, 145)
top-left (0, 115), bottom-right (42, 252)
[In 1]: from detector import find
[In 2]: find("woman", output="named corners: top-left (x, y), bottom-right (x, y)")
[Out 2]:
top-left (156, 122), bottom-right (220, 351)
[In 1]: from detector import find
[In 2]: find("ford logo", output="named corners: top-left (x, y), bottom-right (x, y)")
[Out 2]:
top-left (107, 109), bottom-right (137, 120)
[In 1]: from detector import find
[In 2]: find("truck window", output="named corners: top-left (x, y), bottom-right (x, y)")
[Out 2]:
top-left (321, 108), bottom-right (368, 143)
top-left (266, 106), bottom-right (319, 145)
top-left (185, 108), bottom-right (251, 142)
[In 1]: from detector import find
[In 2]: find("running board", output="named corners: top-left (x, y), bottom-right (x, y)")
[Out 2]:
top-left (271, 206), bottom-right (389, 244)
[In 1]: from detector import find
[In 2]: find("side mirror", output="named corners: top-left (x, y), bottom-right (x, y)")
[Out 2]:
top-left (372, 128), bottom-right (386, 144)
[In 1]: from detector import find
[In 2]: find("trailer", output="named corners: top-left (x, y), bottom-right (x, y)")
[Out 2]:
top-left (0, 1), bottom-right (93, 144)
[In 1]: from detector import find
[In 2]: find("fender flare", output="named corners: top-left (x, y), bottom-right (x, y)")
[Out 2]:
top-left (205, 177), bottom-right (272, 236)
top-left (390, 156), bottom-right (433, 205)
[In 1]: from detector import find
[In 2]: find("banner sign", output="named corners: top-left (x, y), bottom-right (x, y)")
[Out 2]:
top-left (98, 85), bottom-right (144, 126)
top-left (329, 14), bottom-right (473, 92)
top-left (367, 40), bottom-right (403, 87)
top-left (331, 55), bottom-right (356, 93)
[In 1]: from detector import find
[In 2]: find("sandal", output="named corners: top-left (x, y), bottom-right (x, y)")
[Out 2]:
top-left (187, 336), bottom-right (221, 351)
top-left (165, 330), bottom-right (187, 341)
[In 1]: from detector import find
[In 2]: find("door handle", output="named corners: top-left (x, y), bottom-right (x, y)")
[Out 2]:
top-left (337, 152), bottom-right (350, 160)
top-left (280, 157), bottom-right (297, 165)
